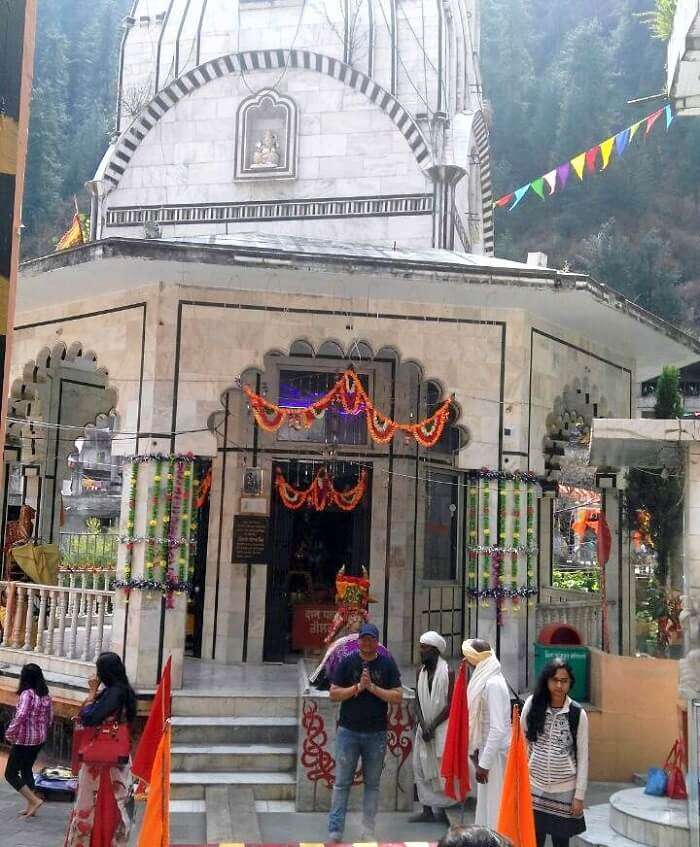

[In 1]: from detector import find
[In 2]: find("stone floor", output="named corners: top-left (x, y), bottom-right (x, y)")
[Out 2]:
top-left (0, 772), bottom-right (634, 847)
top-left (180, 657), bottom-right (299, 696)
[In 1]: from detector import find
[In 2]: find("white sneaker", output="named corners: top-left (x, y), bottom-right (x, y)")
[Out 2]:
top-left (329, 833), bottom-right (343, 843)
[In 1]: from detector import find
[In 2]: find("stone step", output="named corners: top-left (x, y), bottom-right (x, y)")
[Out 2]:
top-left (574, 803), bottom-right (647, 847)
top-left (170, 715), bottom-right (298, 744)
top-left (255, 800), bottom-right (296, 813)
top-left (171, 692), bottom-right (297, 718)
top-left (206, 786), bottom-right (261, 843)
top-left (609, 787), bottom-right (689, 847)
top-left (170, 770), bottom-right (297, 801)
top-left (171, 742), bottom-right (297, 772)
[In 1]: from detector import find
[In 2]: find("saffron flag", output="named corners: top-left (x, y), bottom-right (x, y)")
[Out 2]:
top-left (440, 661), bottom-right (470, 801)
top-left (597, 512), bottom-right (612, 566)
top-left (137, 724), bottom-right (170, 847)
top-left (570, 153), bottom-right (586, 181)
top-left (496, 706), bottom-right (537, 847)
top-left (56, 212), bottom-right (84, 251)
top-left (600, 137), bottom-right (615, 169)
top-left (132, 657), bottom-right (172, 790)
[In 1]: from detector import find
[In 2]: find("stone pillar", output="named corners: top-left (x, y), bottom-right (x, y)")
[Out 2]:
top-left (602, 487), bottom-right (622, 654)
top-left (428, 164), bottom-right (467, 249)
top-left (111, 455), bottom-right (193, 690)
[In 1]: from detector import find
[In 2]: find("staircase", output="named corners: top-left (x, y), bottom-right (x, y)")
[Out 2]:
top-left (574, 788), bottom-right (689, 847)
top-left (170, 689), bottom-right (299, 841)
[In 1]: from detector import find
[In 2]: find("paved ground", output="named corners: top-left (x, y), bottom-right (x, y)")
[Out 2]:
top-left (0, 758), bottom-right (632, 847)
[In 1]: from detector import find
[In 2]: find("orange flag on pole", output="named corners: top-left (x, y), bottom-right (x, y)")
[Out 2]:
top-left (56, 212), bottom-right (84, 251)
top-left (132, 657), bottom-right (171, 792)
top-left (496, 706), bottom-right (537, 847)
top-left (137, 723), bottom-right (170, 847)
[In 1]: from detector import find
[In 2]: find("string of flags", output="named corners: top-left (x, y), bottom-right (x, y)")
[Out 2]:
top-left (495, 104), bottom-right (674, 212)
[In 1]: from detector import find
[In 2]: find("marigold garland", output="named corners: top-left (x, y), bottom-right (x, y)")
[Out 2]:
top-left (275, 466), bottom-right (368, 512)
top-left (244, 369), bottom-right (453, 448)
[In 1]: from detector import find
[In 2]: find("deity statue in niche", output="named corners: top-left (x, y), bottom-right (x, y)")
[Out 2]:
top-left (252, 128), bottom-right (281, 168)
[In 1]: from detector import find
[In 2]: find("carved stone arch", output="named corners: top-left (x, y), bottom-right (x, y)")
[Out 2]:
top-left (543, 380), bottom-right (608, 483)
top-left (103, 49), bottom-right (432, 190)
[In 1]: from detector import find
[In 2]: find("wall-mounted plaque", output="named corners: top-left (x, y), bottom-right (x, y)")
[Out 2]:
top-left (231, 514), bottom-right (269, 564)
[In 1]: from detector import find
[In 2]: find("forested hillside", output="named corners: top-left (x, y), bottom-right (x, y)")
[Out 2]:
top-left (482, 0), bottom-right (700, 325)
top-left (21, 0), bottom-right (700, 329)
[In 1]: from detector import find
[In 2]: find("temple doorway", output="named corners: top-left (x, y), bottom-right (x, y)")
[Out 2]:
top-left (263, 460), bottom-right (371, 662)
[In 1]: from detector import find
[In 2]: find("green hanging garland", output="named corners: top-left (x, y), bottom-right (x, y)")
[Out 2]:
top-left (481, 478), bottom-right (491, 604)
top-left (178, 463), bottom-right (194, 582)
top-left (146, 459), bottom-right (164, 581)
top-left (467, 478), bottom-right (478, 605)
top-left (512, 478), bottom-right (521, 590)
top-left (526, 483), bottom-right (536, 605)
top-left (123, 461), bottom-right (138, 584)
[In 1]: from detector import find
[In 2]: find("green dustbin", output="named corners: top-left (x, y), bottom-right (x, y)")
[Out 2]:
top-left (534, 644), bottom-right (589, 702)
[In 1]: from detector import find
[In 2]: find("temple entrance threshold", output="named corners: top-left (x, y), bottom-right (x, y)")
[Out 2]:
top-left (263, 460), bottom-right (372, 663)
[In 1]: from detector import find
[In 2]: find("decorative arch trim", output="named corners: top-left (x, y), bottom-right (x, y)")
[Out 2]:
top-left (471, 110), bottom-right (494, 256)
top-left (104, 49), bottom-right (432, 190)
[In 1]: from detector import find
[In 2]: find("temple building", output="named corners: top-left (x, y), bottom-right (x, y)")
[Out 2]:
top-left (2, 0), bottom-right (700, 736)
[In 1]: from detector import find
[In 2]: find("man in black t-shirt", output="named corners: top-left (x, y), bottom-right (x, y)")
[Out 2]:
top-left (327, 622), bottom-right (403, 842)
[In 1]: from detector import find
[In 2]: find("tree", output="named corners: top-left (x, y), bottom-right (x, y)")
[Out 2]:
top-left (626, 366), bottom-right (683, 655)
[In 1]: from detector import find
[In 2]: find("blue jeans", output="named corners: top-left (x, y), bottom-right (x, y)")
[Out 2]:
top-left (328, 726), bottom-right (387, 836)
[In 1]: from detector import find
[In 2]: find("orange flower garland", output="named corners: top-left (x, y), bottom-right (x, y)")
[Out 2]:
top-left (275, 466), bottom-right (367, 512)
top-left (245, 370), bottom-right (453, 449)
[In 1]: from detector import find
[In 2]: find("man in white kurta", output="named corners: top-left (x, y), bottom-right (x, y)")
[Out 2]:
top-left (410, 631), bottom-right (454, 822)
top-left (463, 638), bottom-right (511, 828)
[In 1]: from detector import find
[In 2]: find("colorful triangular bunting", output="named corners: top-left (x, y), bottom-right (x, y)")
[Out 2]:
top-left (556, 162), bottom-right (571, 189)
top-left (530, 177), bottom-right (546, 199)
top-left (600, 137), bottom-right (615, 169)
top-left (495, 193), bottom-right (514, 208)
top-left (509, 184), bottom-right (530, 211)
top-left (543, 170), bottom-right (558, 195)
top-left (645, 108), bottom-right (664, 135)
top-left (629, 120), bottom-right (642, 140)
top-left (585, 146), bottom-right (599, 174)
top-left (615, 128), bottom-right (630, 158)
top-left (665, 104), bottom-right (674, 130)
top-left (570, 153), bottom-right (586, 181)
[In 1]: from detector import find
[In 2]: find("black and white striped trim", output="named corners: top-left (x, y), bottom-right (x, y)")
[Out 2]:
top-left (472, 110), bottom-right (494, 256)
top-left (105, 49), bottom-right (433, 189)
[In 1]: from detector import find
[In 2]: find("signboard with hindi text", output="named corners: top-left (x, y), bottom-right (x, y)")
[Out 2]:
top-left (231, 514), bottom-right (269, 563)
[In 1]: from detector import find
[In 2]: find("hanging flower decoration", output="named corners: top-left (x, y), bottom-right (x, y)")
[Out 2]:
top-left (275, 466), bottom-right (368, 512)
top-left (244, 369), bottom-right (453, 449)
top-left (466, 470), bottom-right (540, 622)
top-left (123, 461), bottom-right (138, 587)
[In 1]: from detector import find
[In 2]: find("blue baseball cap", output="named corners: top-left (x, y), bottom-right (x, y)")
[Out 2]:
top-left (358, 623), bottom-right (379, 640)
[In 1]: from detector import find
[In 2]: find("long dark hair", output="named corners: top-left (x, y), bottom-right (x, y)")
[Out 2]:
top-left (525, 658), bottom-right (575, 744)
top-left (96, 652), bottom-right (137, 722)
top-left (18, 663), bottom-right (49, 697)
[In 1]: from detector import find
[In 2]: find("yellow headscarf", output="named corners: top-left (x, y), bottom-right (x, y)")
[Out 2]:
top-left (462, 638), bottom-right (493, 665)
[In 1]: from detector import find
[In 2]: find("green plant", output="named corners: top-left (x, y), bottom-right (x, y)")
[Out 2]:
top-left (638, 0), bottom-right (679, 41)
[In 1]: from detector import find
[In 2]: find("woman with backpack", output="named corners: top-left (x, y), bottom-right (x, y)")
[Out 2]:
top-left (521, 659), bottom-right (588, 847)
top-left (4, 662), bottom-right (53, 817)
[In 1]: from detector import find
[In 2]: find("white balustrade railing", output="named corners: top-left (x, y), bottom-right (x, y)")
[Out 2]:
top-left (0, 580), bottom-right (114, 664)
top-left (536, 587), bottom-right (614, 650)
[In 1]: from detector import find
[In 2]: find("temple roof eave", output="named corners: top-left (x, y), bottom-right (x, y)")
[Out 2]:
top-left (17, 236), bottom-right (700, 380)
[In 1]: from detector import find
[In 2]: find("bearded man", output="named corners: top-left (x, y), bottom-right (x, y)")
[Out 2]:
top-left (409, 630), bottom-right (454, 823)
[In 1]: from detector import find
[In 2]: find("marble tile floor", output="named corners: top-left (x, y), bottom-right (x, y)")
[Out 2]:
top-left (180, 657), bottom-right (299, 697)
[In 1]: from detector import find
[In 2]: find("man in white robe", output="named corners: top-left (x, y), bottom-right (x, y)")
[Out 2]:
top-left (410, 630), bottom-right (454, 823)
top-left (463, 638), bottom-right (511, 828)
